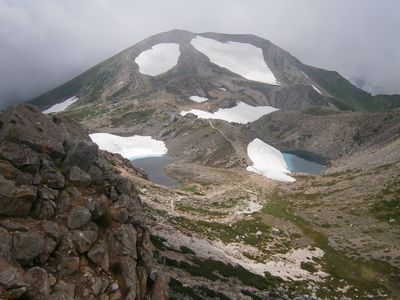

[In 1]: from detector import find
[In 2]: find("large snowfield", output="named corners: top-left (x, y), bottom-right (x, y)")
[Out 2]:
top-left (135, 43), bottom-right (180, 76)
top-left (190, 95), bottom-right (209, 103)
top-left (246, 138), bottom-right (295, 182)
top-left (180, 101), bottom-right (278, 124)
top-left (89, 133), bottom-right (167, 160)
top-left (191, 36), bottom-right (279, 85)
top-left (43, 96), bottom-right (79, 114)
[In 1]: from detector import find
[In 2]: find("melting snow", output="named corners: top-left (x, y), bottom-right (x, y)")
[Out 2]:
top-left (191, 36), bottom-right (279, 85)
top-left (246, 138), bottom-right (295, 182)
top-left (89, 133), bottom-right (167, 160)
top-left (43, 96), bottom-right (79, 114)
top-left (190, 95), bottom-right (208, 103)
top-left (135, 43), bottom-right (180, 76)
top-left (312, 85), bottom-right (322, 94)
top-left (180, 101), bottom-right (278, 124)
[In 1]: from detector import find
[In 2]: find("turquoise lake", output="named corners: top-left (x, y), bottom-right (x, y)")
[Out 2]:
top-left (283, 153), bottom-right (325, 174)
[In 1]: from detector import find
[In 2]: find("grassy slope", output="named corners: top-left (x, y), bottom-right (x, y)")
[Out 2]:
top-left (302, 65), bottom-right (400, 111)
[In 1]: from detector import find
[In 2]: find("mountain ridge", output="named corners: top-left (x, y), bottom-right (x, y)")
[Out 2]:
top-left (29, 29), bottom-right (400, 112)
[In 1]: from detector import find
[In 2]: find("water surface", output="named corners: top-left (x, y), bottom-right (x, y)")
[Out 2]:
top-left (131, 156), bottom-right (180, 187)
top-left (283, 153), bottom-right (325, 174)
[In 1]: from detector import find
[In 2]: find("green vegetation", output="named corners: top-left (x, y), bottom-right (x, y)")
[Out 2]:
top-left (62, 105), bottom-right (108, 121)
top-left (180, 245), bottom-right (196, 255)
top-left (169, 278), bottom-right (230, 300)
top-left (166, 257), bottom-right (282, 290)
top-left (111, 108), bottom-right (155, 125)
top-left (175, 202), bottom-right (225, 217)
top-left (172, 215), bottom-right (270, 248)
top-left (262, 192), bottom-right (400, 298)
top-left (303, 106), bottom-right (339, 116)
top-left (302, 65), bottom-right (400, 111)
top-left (300, 261), bottom-right (318, 273)
top-left (371, 198), bottom-right (400, 224)
top-left (150, 234), bottom-right (168, 250)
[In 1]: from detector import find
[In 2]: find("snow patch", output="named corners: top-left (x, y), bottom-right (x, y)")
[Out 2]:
top-left (180, 102), bottom-right (278, 124)
top-left (312, 85), bottom-right (322, 94)
top-left (246, 138), bottom-right (295, 182)
top-left (190, 95), bottom-right (208, 103)
top-left (43, 96), bottom-right (78, 114)
top-left (135, 43), bottom-right (180, 76)
top-left (191, 36), bottom-right (279, 85)
top-left (219, 87), bottom-right (227, 91)
top-left (89, 133), bottom-right (167, 160)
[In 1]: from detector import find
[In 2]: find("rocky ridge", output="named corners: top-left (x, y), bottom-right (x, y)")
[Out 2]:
top-left (0, 104), bottom-right (168, 299)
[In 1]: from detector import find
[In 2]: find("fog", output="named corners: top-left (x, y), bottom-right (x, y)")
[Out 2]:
top-left (1, 0), bottom-right (399, 108)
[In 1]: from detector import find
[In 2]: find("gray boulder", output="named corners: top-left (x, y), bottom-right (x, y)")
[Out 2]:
top-left (88, 241), bottom-right (109, 271)
top-left (67, 205), bottom-right (91, 229)
top-left (71, 222), bottom-right (98, 254)
top-left (40, 159), bottom-right (65, 189)
top-left (0, 175), bottom-right (37, 217)
top-left (11, 231), bottom-right (46, 266)
top-left (68, 166), bottom-right (91, 185)
top-left (25, 267), bottom-right (50, 299)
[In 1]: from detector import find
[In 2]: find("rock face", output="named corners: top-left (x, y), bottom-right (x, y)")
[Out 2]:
top-left (0, 104), bottom-right (168, 299)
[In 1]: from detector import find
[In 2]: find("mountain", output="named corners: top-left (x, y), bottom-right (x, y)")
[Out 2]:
top-left (18, 30), bottom-right (400, 299)
top-left (30, 29), bottom-right (399, 112)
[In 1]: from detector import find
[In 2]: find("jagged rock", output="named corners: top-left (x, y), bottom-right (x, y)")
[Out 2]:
top-left (52, 280), bottom-right (75, 300)
top-left (0, 220), bottom-right (29, 232)
top-left (88, 164), bottom-right (104, 183)
top-left (64, 140), bottom-right (98, 172)
top-left (0, 160), bottom-right (33, 185)
top-left (0, 246), bottom-right (27, 292)
top-left (111, 194), bottom-right (143, 225)
top-left (11, 231), bottom-right (46, 266)
top-left (137, 229), bottom-right (153, 272)
top-left (0, 175), bottom-right (37, 216)
top-left (89, 194), bottom-right (109, 221)
top-left (0, 104), bottom-right (168, 299)
top-left (67, 205), bottom-right (92, 229)
top-left (88, 241), bottom-right (109, 271)
top-left (69, 166), bottom-right (91, 185)
top-left (39, 237), bottom-right (57, 264)
top-left (108, 282), bottom-right (119, 294)
top-left (31, 187), bottom-right (57, 219)
top-left (40, 220), bottom-right (62, 243)
top-left (136, 266), bottom-right (148, 300)
top-left (0, 227), bottom-right (12, 251)
top-left (0, 141), bottom-right (39, 169)
top-left (150, 274), bottom-right (169, 300)
top-left (109, 290), bottom-right (122, 300)
top-left (71, 222), bottom-right (98, 254)
top-left (25, 267), bottom-right (50, 299)
top-left (40, 158), bottom-right (65, 189)
top-left (58, 256), bottom-right (80, 275)
top-left (90, 277), bottom-right (103, 296)
top-left (111, 224), bottom-right (138, 259)
top-left (0, 105), bottom-right (65, 159)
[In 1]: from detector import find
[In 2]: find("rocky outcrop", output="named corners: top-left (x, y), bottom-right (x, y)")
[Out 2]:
top-left (0, 104), bottom-right (168, 299)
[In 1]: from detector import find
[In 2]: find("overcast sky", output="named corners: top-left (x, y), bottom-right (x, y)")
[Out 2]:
top-left (1, 0), bottom-right (399, 109)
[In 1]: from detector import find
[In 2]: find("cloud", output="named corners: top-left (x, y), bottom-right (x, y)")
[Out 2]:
top-left (0, 0), bottom-right (399, 109)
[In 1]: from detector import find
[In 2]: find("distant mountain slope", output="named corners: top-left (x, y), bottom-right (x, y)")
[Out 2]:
top-left (29, 29), bottom-right (400, 112)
